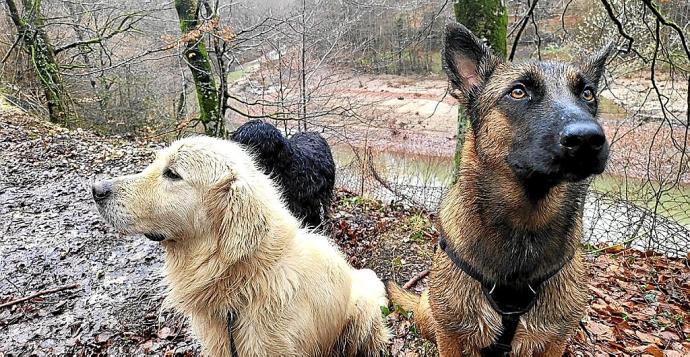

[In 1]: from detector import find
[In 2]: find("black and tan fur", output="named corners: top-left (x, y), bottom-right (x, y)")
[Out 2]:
top-left (388, 22), bottom-right (614, 356)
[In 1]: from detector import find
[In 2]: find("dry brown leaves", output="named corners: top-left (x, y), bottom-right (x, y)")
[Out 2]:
top-left (567, 249), bottom-right (689, 356)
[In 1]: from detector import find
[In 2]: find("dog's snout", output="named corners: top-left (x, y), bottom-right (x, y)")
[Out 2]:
top-left (559, 122), bottom-right (606, 153)
top-left (92, 180), bottom-right (113, 202)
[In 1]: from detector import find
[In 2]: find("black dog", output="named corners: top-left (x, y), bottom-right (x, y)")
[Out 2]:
top-left (231, 120), bottom-right (335, 227)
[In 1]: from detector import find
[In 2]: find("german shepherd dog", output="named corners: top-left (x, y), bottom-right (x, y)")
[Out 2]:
top-left (388, 22), bottom-right (613, 356)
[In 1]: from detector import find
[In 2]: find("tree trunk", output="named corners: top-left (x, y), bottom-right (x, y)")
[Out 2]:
top-left (454, 0), bottom-right (508, 58)
top-left (451, 0), bottom-right (508, 181)
top-left (174, 0), bottom-right (222, 137)
top-left (299, 0), bottom-right (308, 131)
top-left (5, 0), bottom-right (71, 124)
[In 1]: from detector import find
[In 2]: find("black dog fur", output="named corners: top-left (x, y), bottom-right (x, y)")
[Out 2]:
top-left (230, 120), bottom-right (335, 227)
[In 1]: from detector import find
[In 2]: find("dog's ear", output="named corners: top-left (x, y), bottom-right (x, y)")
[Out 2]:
top-left (581, 42), bottom-right (615, 88)
top-left (443, 21), bottom-right (502, 101)
top-left (205, 172), bottom-right (269, 263)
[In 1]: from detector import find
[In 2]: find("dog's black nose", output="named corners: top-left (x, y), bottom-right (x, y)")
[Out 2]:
top-left (92, 180), bottom-right (113, 202)
top-left (559, 122), bottom-right (606, 153)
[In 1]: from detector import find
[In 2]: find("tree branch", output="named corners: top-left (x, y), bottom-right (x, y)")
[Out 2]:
top-left (641, 0), bottom-right (690, 60)
top-left (0, 283), bottom-right (79, 309)
top-left (54, 14), bottom-right (143, 54)
top-left (509, 0), bottom-right (539, 61)
top-left (599, 0), bottom-right (634, 53)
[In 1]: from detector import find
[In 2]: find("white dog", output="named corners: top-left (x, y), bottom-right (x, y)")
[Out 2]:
top-left (92, 136), bottom-right (390, 356)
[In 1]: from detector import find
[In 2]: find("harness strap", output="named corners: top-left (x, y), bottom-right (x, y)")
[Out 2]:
top-left (227, 311), bottom-right (239, 357)
top-left (481, 314), bottom-right (520, 356)
top-left (437, 235), bottom-right (570, 356)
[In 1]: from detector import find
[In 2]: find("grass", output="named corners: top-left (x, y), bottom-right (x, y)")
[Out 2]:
top-left (540, 44), bottom-right (575, 61)
top-left (332, 146), bottom-right (453, 186)
top-left (227, 69), bottom-right (246, 83)
top-left (598, 96), bottom-right (627, 118)
top-left (591, 174), bottom-right (690, 226)
top-left (341, 195), bottom-right (382, 210)
top-left (405, 214), bottom-right (432, 244)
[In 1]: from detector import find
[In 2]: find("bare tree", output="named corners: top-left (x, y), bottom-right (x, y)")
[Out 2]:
top-left (4, 0), bottom-right (70, 124)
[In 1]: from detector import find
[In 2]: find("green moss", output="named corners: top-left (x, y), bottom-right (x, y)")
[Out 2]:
top-left (27, 17), bottom-right (71, 124)
top-left (174, 0), bottom-right (221, 136)
top-left (174, 0), bottom-right (198, 32)
top-left (453, 0), bottom-right (508, 58)
top-left (452, 108), bottom-right (469, 183)
top-left (451, 0), bottom-right (508, 177)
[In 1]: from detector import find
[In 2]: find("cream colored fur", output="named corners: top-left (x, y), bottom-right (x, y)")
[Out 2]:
top-left (96, 136), bottom-right (390, 356)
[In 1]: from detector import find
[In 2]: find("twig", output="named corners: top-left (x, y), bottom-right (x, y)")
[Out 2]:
top-left (641, 0), bottom-right (690, 60)
top-left (509, 0), bottom-right (539, 61)
top-left (599, 0), bottom-right (634, 53)
top-left (588, 234), bottom-right (639, 254)
top-left (403, 270), bottom-right (430, 290)
top-left (579, 320), bottom-right (594, 342)
top-left (0, 283), bottom-right (79, 309)
top-left (1, 34), bottom-right (22, 63)
top-left (366, 151), bottom-right (420, 206)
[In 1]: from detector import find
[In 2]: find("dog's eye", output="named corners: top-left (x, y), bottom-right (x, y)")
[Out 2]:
top-left (509, 85), bottom-right (528, 100)
top-left (163, 168), bottom-right (182, 181)
top-left (582, 88), bottom-right (595, 102)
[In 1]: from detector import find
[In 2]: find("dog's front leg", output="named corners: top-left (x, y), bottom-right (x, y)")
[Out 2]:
top-left (532, 341), bottom-right (567, 357)
top-left (436, 331), bottom-right (478, 357)
top-left (190, 315), bottom-right (232, 357)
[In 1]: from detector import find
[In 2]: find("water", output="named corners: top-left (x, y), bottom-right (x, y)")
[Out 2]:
top-left (332, 145), bottom-right (690, 256)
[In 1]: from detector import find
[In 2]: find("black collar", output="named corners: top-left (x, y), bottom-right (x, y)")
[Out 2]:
top-left (437, 235), bottom-right (571, 356)
top-left (227, 311), bottom-right (239, 357)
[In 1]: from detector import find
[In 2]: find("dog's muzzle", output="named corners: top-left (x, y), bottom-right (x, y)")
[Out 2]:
top-left (92, 180), bottom-right (113, 203)
top-left (558, 121), bottom-right (609, 179)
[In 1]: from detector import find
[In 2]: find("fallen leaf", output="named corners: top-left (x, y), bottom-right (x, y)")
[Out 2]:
top-left (660, 331), bottom-right (680, 341)
top-left (157, 327), bottom-right (172, 339)
top-left (605, 244), bottom-right (626, 254)
top-left (643, 344), bottom-right (664, 357)
top-left (95, 332), bottom-right (111, 343)
top-left (588, 322), bottom-right (614, 341)
top-left (390, 338), bottom-right (404, 355)
top-left (140, 340), bottom-right (153, 350)
top-left (636, 331), bottom-right (663, 345)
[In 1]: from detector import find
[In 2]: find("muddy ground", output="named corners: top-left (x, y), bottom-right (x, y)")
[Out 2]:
top-left (1, 111), bottom-right (689, 356)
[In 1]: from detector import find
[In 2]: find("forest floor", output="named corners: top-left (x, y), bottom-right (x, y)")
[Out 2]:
top-left (1, 110), bottom-right (689, 356)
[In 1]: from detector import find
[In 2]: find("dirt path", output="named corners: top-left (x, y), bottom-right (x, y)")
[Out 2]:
top-left (0, 111), bottom-right (196, 355)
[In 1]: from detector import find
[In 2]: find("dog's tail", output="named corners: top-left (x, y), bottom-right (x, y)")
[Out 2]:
top-left (386, 281), bottom-right (419, 312)
top-left (386, 281), bottom-right (435, 340)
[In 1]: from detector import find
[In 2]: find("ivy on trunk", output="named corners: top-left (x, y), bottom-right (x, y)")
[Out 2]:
top-left (451, 0), bottom-right (508, 181)
top-left (174, 0), bottom-right (222, 136)
top-left (5, 0), bottom-right (71, 125)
